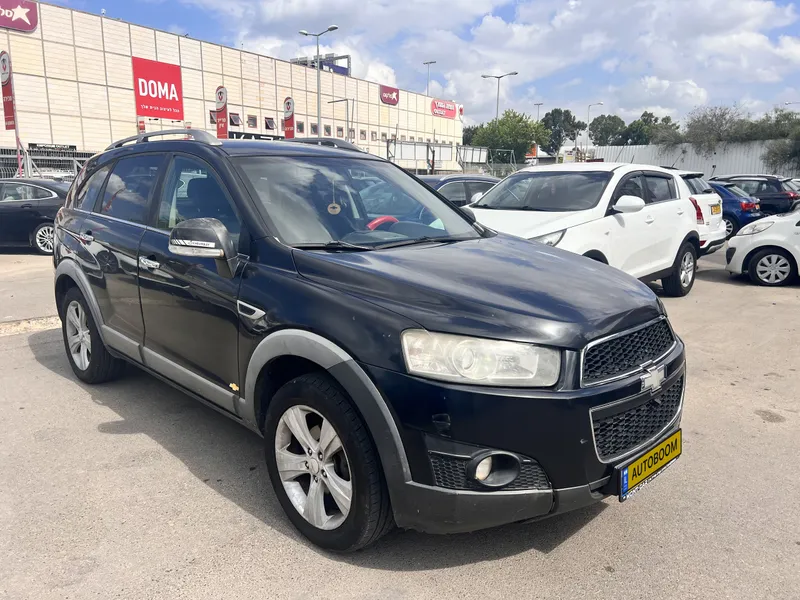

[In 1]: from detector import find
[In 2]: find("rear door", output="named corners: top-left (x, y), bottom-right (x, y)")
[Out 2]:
top-left (79, 152), bottom-right (167, 350)
top-left (682, 174), bottom-right (722, 229)
top-left (0, 183), bottom-right (41, 245)
top-left (642, 171), bottom-right (684, 273)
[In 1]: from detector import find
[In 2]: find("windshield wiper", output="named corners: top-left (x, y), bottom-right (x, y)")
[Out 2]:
top-left (374, 236), bottom-right (470, 249)
top-left (294, 240), bottom-right (373, 252)
top-left (472, 203), bottom-right (498, 209)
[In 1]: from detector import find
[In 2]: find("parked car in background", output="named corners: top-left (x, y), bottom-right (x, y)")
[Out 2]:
top-left (711, 174), bottom-right (800, 216)
top-left (0, 178), bottom-right (70, 254)
top-left (469, 163), bottom-right (701, 296)
top-left (726, 212), bottom-right (800, 286)
top-left (672, 170), bottom-right (726, 255)
top-left (709, 182), bottom-right (763, 238)
top-left (418, 174), bottom-right (499, 206)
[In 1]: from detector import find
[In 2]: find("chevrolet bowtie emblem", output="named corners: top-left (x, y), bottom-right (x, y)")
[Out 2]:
top-left (641, 364), bottom-right (666, 395)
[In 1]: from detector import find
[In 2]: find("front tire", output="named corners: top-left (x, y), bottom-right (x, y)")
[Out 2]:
top-left (32, 222), bottom-right (55, 254)
top-left (61, 287), bottom-right (125, 383)
top-left (264, 372), bottom-right (393, 552)
top-left (748, 248), bottom-right (796, 287)
top-left (661, 242), bottom-right (697, 297)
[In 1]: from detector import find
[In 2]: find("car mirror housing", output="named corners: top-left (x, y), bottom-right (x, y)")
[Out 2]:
top-left (460, 205), bottom-right (477, 223)
top-left (168, 217), bottom-right (238, 278)
top-left (613, 195), bottom-right (646, 214)
top-left (471, 192), bottom-right (485, 203)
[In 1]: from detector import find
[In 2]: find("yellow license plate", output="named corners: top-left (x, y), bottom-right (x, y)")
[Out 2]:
top-left (619, 430), bottom-right (681, 500)
top-left (711, 204), bottom-right (721, 214)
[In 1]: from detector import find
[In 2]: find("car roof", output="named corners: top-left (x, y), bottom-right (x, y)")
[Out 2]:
top-left (0, 178), bottom-right (69, 190)
top-left (418, 174), bottom-right (499, 183)
top-left (670, 169), bottom-right (705, 177)
top-left (517, 162), bottom-right (674, 175)
top-left (217, 139), bottom-right (384, 160)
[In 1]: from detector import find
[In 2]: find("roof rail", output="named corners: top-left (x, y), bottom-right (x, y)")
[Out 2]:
top-left (106, 129), bottom-right (222, 150)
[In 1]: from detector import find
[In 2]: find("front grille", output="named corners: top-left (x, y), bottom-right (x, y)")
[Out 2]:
top-left (591, 376), bottom-right (683, 461)
top-left (429, 454), bottom-right (551, 491)
top-left (582, 319), bottom-right (675, 386)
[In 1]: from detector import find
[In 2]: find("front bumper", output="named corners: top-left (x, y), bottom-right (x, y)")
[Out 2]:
top-left (725, 237), bottom-right (750, 274)
top-left (366, 338), bottom-right (686, 534)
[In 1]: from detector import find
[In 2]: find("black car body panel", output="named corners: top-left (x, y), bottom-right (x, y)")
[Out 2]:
top-left (419, 174), bottom-right (499, 206)
top-left (53, 134), bottom-right (685, 537)
top-left (0, 178), bottom-right (68, 248)
top-left (711, 175), bottom-right (799, 215)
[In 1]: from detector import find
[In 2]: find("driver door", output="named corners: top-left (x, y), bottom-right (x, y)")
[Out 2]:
top-left (607, 172), bottom-right (657, 278)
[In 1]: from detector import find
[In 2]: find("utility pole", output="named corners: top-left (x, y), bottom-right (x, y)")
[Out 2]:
top-left (481, 71), bottom-right (518, 124)
top-left (299, 25), bottom-right (339, 138)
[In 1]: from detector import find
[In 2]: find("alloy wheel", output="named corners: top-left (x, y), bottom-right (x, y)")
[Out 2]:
top-left (724, 218), bottom-right (734, 237)
top-left (275, 405), bottom-right (352, 530)
top-left (680, 251), bottom-right (695, 288)
top-left (65, 300), bottom-right (91, 371)
top-left (756, 254), bottom-right (791, 284)
top-left (35, 225), bottom-right (55, 253)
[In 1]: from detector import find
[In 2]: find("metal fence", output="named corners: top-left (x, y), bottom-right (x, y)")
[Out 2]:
top-left (0, 146), bottom-right (96, 182)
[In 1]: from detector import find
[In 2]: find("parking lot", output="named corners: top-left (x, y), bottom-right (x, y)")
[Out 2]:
top-left (0, 250), bottom-right (798, 600)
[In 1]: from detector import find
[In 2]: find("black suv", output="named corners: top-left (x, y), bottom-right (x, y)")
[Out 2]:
top-left (54, 130), bottom-right (685, 552)
top-left (710, 174), bottom-right (800, 215)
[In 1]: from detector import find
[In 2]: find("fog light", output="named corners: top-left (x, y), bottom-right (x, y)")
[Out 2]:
top-left (474, 456), bottom-right (493, 481)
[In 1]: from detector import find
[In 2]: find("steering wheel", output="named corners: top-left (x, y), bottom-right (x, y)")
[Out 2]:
top-left (367, 216), bottom-right (399, 230)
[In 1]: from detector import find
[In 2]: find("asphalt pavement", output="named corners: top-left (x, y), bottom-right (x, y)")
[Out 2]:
top-left (0, 251), bottom-right (798, 599)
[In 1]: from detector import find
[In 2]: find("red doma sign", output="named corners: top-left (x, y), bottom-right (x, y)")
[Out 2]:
top-left (132, 57), bottom-right (184, 120)
top-left (0, 0), bottom-right (38, 33)
top-left (379, 85), bottom-right (399, 106)
top-left (431, 99), bottom-right (457, 119)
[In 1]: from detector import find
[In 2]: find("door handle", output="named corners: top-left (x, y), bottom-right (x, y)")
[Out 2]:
top-left (677, 208), bottom-right (684, 215)
top-left (139, 256), bottom-right (160, 270)
top-left (645, 216), bottom-right (655, 224)
top-left (20, 203), bottom-right (33, 209)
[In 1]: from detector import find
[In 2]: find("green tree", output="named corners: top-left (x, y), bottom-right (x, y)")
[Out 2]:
top-left (540, 108), bottom-right (586, 156)
top-left (589, 114), bottom-right (626, 146)
top-left (462, 124), bottom-right (481, 146)
top-left (471, 109), bottom-right (550, 163)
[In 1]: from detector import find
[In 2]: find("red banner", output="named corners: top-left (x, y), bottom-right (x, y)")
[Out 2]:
top-left (379, 85), bottom-right (399, 106)
top-left (283, 97), bottom-right (295, 139)
top-left (215, 86), bottom-right (227, 140)
top-left (1, 51), bottom-right (16, 131)
top-left (0, 0), bottom-right (38, 33)
top-left (132, 57), bottom-right (184, 120)
top-left (431, 98), bottom-right (457, 119)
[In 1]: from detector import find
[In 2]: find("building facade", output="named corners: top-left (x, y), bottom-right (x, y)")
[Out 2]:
top-left (0, 2), bottom-right (465, 170)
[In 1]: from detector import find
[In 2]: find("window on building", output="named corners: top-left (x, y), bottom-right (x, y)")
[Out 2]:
top-left (297, 121), bottom-right (305, 134)
top-left (265, 117), bottom-right (276, 130)
top-left (280, 119), bottom-right (285, 132)
top-left (229, 113), bottom-right (242, 126)
top-left (246, 114), bottom-right (257, 128)
top-left (311, 123), bottom-right (319, 135)
top-left (336, 126), bottom-right (344, 138)
top-left (348, 128), bottom-right (355, 140)
top-left (371, 131), bottom-right (377, 141)
top-left (324, 125), bottom-right (332, 136)
top-left (98, 154), bottom-right (164, 224)
top-left (360, 130), bottom-right (367, 141)
top-left (400, 135), bottom-right (406, 142)
top-left (381, 133), bottom-right (387, 141)
top-left (391, 134), bottom-right (397, 141)
top-left (209, 111), bottom-right (218, 124)
top-left (418, 137), bottom-right (423, 142)
top-left (426, 138), bottom-right (431, 143)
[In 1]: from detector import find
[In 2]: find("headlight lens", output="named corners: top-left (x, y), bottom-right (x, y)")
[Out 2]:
top-left (401, 330), bottom-right (561, 387)
top-left (737, 221), bottom-right (774, 236)
top-left (530, 230), bottom-right (565, 246)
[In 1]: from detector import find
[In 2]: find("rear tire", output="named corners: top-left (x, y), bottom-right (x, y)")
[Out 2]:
top-left (61, 287), bottom-right (125, 383)
top-left (723, 216), bottom-right (738, 239)
top-left (661, 242), bottom-right (697, 297)
top-left (32, 223), bottom-right (55, 254)
top-left (748, 248), bottom-right (796, 287)
top-left (264, 372), bottom-right (394, 552)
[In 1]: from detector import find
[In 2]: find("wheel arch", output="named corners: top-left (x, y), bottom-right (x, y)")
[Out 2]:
top-left (54, 260), bottom-right (107, 345)
top-left (582, 250), bottom-right (608, 264)
top-left (243, 329), bottom-right (412, 492)
top-left (742, 244), bottom-right (798, 275)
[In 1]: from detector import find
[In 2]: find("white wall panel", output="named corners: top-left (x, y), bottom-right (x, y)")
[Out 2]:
top-left (47, 80), bottom-right (80, 116)
top-left (182, 68), bottom-right (203, 100)
top-left (41, 4), bottom-right (72, 44)
top-left (81, 118), bottom-right (111, 149)
top-left (204, 74), bottom-right (223, 102)
top-left (102, 19), bottom-right (131, 56)
top-left (222, 47), bottom-right (241, 77)
top-left (75, 47), bottom-right (106, 85)
top-left (44, 42), bottom-right (76, 80)
top-left (179, 37), bottom-right (202, 70)
top-left (319, 71), bottom-right (333, 96)
top-left (241, 52), bottom-right (259, 80)
top-left (17, 112), bottom-right (51, 143)
top-left (73, 12), bottom-right (103, 50)
top-left (105, 53), bottom-right (133, 89)
top-left (260, 82), bottom-right (276, 111)
top-left (111, 120), bottom-right (136, 142)
top-left (291, 64), bottom-right (307, 91)
top-left (107, 87), bottom-right (135, 122)
top-left (275, 61), bottom-right (291, 88)
top-left (242, 79), bottom-right (260, 107)
top-left (155, 31), bottom-right (180, 65)
top-left (79, 83), bottom-right (109, 119)
top-left (223, 76), bottom-right (242, 105)
top-left (51, 115), bottom-right (83, 147)
top-left (129, 26), bottom-right (156, 60)
top-left (14, 75), bottom-right (49, 113)
top-left (201, 43), bottom-right (222, 73)
top-left (332, 74), bottom-right (346, 98)
top-left (9, 35), bottom-right (44, 76)
top-left (182, 98), bottom-right (205, 129)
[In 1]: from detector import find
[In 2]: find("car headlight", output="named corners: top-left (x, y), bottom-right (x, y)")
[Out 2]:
top-left (401, 330), bottom-right (561, 387)
top-left (737, 221), bottom-right (774, 236)
top-left (530, 230), bottom-right (565, 246)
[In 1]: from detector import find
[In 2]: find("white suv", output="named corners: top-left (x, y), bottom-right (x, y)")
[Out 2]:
top-left (470, 163), bottom-right (701, 296)
top-left (674, 170), bottom-right (726, 255)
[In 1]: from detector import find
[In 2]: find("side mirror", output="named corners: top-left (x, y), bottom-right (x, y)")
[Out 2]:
top-left (460, 206), bottom-right (476, 223)
top-left (471, 192), bottom-right (485, 203)
top-left (613, 195), bottom-right (646, 214)
top-left (168, 217), bottom-right (238, 278)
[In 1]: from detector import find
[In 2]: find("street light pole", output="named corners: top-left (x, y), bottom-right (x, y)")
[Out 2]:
top-left (481, 71), bottom-right (518, 124)
top-left (299, 25), bottom-right (338, 138)
top-left (423, 60), bottom-right (436, 97)
top-left (534, 102), bottom-right (543, 121)
top-left (587, 101), bottom-right (603, 155)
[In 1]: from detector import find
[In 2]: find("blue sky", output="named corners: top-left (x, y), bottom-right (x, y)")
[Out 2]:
top-left (53, 0), bottom-right (800, 125)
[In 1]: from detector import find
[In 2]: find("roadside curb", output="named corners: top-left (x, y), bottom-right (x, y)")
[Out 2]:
top-left (0, 316), bottom-right (61, 337)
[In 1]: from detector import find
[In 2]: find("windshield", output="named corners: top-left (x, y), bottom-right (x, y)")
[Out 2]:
top-left (473, 171), bottom-right (613, 211)
top-left (724, 184), bottom-right (750, 198)
top-left (235, 156), bottom-right (480, 247)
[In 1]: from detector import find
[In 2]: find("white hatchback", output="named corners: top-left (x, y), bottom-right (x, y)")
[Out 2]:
top-left (469, 163), bottom-right (701, 296)
top-left (726, 212), bottom-right (800, 286)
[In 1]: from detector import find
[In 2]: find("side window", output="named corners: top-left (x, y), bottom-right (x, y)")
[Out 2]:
top-left (75, 166), bottom-right (111, 210)
top-left (2, 183), bottom-right (35, 201)
top-left (644, 175), bottom-right (675, 203)
top-left (31, 186), bottom-right (55, 199)
top-left (763, 180), bottom-right (781, 193)
top-left (359, 181), bottom-right (418, 217)
top-left (437, 182), bottom-right (467, 205)
top-left (615, 174), bottom-right (645, 200)
top-left (156, 155), bottom-right (241, 240)
top-left (98, 154), bottom-right (164, 224)
top-left (467, 181), bottom-right (496, 198)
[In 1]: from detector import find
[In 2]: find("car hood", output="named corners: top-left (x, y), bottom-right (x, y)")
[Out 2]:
top-left (292, 234), bottom-right (661, 349)
top-left (469, 208), bottom-right (598, 239)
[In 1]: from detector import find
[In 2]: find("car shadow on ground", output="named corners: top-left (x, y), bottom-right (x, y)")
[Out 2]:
top-left (28, 328), bottom-right (606, 569)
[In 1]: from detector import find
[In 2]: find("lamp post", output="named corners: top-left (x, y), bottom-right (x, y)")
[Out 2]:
top-left (534, 102), bottom-right (543, 121)
top-left (481, 71), bottom-right (518, 123)
top-left (423, 60), bottom-right (436, 97)
top-left (328, 98), bottom-right (351, 141)
top-left (587, 101), bottom-right (603, 155)
top-left (786, 101), bottom-right (800, 108)
top-left (299, 25), bottom-right (338, 139)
